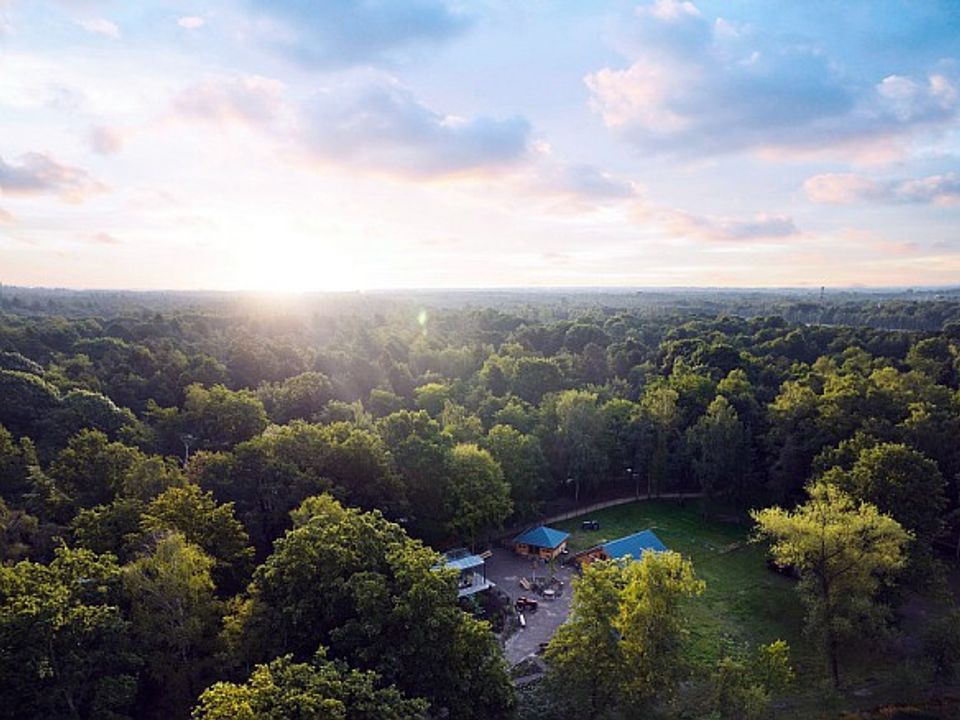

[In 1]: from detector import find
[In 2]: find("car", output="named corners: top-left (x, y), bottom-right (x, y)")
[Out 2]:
top-left (581, 520), bottom-right (600, 531)
top-left (515, 596), bottom-right (539, 612)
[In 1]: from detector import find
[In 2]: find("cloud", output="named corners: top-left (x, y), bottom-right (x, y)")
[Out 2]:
top-left (89, 125), bottom-right (124, 155)
top-left (634, 201), bottom-right (800, 242)
top-left (78, 18), bottom-right (120, 38)
top-left (178, 16), bottom-right (205, 30)
top-left (664, 211), bottom-right (799, 242)
top-left (0, 207), bottom-right (14, 224)
top-left (586, 1), bottom-right (960, 159)
top-left (547, 163), bottom-right (636, 201)
top-left (173, 76), bottom-right (285, 126)
top-left (248, 0), bottom-right (471, 68)
top-left (301, 78), bottom-right (531, 176)
top-left (88, 231), bottom-right (121, 245)
top-left (805, 172), bottom-right (960, 205)
top-left (0, 153), bottom-right (105, 202)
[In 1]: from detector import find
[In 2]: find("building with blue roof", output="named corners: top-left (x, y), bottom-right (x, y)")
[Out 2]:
top-left (513, 525), bottom-right (570, 560)
top-left (575, 529), bottom-right (667, 566)
top-left (435, 548), bottom-right (494, 598)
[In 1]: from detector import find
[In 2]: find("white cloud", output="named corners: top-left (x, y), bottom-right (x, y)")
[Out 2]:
top-left (586, 1), bottom-right (960, 160)
top-left (178, 16), bottom-right (205, 30)
top-left (300, 76), bottom-right (531, 177)
top-left (173, 76), bottom-right (285, 126)
top-left (78, 18), bottom-right (120, 39)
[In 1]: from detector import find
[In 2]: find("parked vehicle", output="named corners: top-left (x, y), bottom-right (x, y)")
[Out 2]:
top-left (581, 520), bottom-right (600, 531)
top-left (515, 596), bottom-right (539, 612)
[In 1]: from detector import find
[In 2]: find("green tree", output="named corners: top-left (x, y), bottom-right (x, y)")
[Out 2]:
top-left (752, 482), bottom-right (911, 687)
top-left (413, 383), bottom-right (450, 418)
top-left (545, 552), bottom-right (703, 718)
top-left (378, 411), bottom-right (453, 542)
top-left (511, 357), bottom-right (563, 404)
top-left (704, 641), bottom-right (794, 720)
top-left (555, 390), bottom-right (606, 501)
top-left (192, 650), bottom-right (428, 720)
top-left (686, 396), bottom-right (749, 503)
top-left (0, 424), bottom-right (35, 503)
top-left (258, 371), bottom-right (334, 424)
top-left (71, 497), bottom-right (146, 562)
top-left (446, 443), bottom-right (512, 547)
top-left (181, 384), bottom-right (268, 450)
top-left (120, 454), bottom-right (187, 502)
top-left (122, 533), bottom-right (222, 719)
top-left (0, 547), bottom-right (140, 720)
top-left (641, 384), bottom-right (679, 497)
top-left (232, 495), bottom-right (513, 720)
top-left (48, 430), bottom-right (142, 509)
top-left (141, 484), bottom-right (254, 595)
top-left (823, 443), bottom-right (945, 562)
top-left (484, 424), bottom-right (547, 520)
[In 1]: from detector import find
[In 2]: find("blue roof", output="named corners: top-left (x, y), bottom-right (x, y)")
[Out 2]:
top-left (602, 529), bottom-right (667, 561)
top-left (514, 525), bottom-right (570, 549)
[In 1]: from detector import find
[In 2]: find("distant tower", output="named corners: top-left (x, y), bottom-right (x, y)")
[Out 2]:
top-left (820, 286), bottom-right (825, 301)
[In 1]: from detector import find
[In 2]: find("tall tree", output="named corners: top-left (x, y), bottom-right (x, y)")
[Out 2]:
top-left (122, 533), bottom-right (222, 719)
top-left (555, 390), bottom-right (606, 501)
top-left (484, 424), bottom-right (547, 521)
top-left (445, 443), bottom-right (512, 548)
top-left (141, 484), bottom-right (254, 595)
top-left (752, 482), bottom-right (910, 687)
top-left (686, 396), bottom-right (750, 503)
top-left (545, 552), bottom-right (703, 718)
top-left (231, 495), bottom-right (513, 720)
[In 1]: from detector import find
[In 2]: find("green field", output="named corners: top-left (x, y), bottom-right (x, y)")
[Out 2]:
top-left (554, 499), bottom-right (812, 669)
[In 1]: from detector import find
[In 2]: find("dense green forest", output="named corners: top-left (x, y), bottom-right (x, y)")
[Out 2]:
top-left (3, 287), bottom-right (960, 719)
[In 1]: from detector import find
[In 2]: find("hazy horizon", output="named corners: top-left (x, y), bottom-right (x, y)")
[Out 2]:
top-left (2, 1), bottom-right (959, 290)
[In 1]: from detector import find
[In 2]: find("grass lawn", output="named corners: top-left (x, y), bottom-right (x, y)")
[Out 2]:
top-left (554, 498), bottom-right (813, 669)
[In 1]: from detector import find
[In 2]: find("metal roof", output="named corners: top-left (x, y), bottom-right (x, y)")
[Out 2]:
top-left (513, 525), bottom-right (570, 549)
top-left (442, 553), bottom-right (486, 572)
top-left (602, 529), bottom-right (667, 560)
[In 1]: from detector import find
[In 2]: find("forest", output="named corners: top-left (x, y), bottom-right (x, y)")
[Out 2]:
top-left (3, 286), bottom-right (960, 719)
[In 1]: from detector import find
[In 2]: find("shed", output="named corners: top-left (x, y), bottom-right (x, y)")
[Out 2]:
top-left (513, 525), bottom-right (570, 560)
top-left (575, 529), bottom-right (667, 566)
top-left (437, 548), bottom-right (494, 598)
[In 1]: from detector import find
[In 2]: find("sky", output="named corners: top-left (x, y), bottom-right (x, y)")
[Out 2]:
top-left (1, 0), bottom-right (959, 291)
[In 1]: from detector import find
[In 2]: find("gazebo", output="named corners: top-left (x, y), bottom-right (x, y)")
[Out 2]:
top-left (513, 525), bottom-right (570, 560)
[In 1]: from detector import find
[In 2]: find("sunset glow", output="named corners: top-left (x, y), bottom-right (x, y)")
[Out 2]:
top-left (2, 1), bottom-right (959, 290)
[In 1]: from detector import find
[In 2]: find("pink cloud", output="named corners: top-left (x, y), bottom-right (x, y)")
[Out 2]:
top-left (0, 152), bottom-right (105, 202)
top-left (805, 172), bottom-right (960, 205)
top-left (173, 76), bottom-right (285, 127)
top-left (89, 125), bottom-right (125, 155)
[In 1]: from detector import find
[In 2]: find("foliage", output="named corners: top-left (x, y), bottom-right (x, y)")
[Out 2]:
top-left (752, 482), bottom-right (911, 687)
top-left (192, 650), bottom-right (428, 720)
top-left (122, 533), bottom-right (222, 719)
top-left (445, 443), bottom-right (512, 547)
top-left (544, 551), bottom-right (703, 718)
top-left (141, 484), bottom-right (254, 594)
top-left (0, 546), bottom-right (140, 720)
top-left (231, 494), bottom-right (514, 720)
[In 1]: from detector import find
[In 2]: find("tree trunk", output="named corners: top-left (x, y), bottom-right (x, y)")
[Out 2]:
top-left (830, 637), bottom-right (840, 688)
